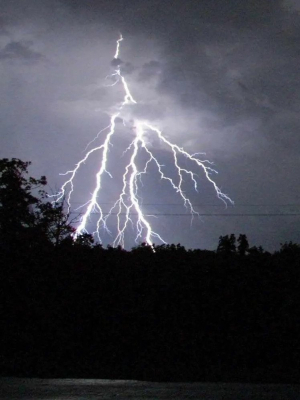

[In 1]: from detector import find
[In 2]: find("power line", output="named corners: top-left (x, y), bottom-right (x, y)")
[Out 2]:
top-left (68, 202), bottom-right (300, 207)
top-left (68, 212), bottom-right (300, 217)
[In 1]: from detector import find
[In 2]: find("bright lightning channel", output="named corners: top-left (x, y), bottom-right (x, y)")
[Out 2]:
top-left (55, 34), bottom-right (233, 248)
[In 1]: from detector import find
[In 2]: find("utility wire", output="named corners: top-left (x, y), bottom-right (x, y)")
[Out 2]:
top-left (68, 202), bottom-right (300, 207)
top-left (68, 212), bottom-right (300, 217)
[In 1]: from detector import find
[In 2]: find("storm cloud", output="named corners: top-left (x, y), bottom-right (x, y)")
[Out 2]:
top-left (0, 0), bottom-right (300, 250)
top-left (0, 41), bottom-right (43, 62)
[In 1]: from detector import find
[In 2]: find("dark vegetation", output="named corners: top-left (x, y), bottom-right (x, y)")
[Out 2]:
top-left (1, 158), bottom-right (300, 383)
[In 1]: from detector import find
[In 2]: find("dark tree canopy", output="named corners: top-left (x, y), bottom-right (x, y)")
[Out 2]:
top-left (217, 234), bottom-right (236, 254)
top-left (0, 159), bottom-right (45, 246)
top-left (1, 158), bottom-right (300, 384)
top-left (0, 158), bottom-right (75, 251)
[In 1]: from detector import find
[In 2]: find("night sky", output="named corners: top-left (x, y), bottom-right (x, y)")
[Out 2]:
top-left (1, 0), bottom-right (300, 250)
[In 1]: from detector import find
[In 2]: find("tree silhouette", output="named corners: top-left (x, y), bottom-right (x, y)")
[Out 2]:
top-left (0, 158), bottom-right (46, 250)
top-left (1, 158), bottom-right (300, 384)
top-left (34, 200), bottom-right (76, 246)
top-left (217, 234), bottom-right (236, 254)
top-left (0, 158), bottom-right (75, 251)
top-left (237, 234), bottom-right (249, 256)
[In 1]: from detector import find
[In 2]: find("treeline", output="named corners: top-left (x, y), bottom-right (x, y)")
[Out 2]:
top-left (1, 158), bottom-right (300, 383)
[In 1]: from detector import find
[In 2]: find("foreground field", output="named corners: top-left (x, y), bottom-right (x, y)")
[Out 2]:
top-left (1, 378), bottom-right (300, 399)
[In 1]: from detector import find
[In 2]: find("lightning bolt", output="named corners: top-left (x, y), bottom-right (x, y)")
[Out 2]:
top-left (55, 34), bottom-right (233, 248)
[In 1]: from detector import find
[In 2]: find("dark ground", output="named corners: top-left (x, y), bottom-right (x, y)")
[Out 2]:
top-left (1, 240), bottom-right (300, 383)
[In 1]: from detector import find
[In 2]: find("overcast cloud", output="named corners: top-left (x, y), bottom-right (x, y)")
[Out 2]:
top-left (1, 0), bottom-right (300, 250)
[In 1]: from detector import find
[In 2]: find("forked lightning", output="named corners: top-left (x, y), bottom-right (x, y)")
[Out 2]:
top-left (55, 34), bottom-right (233, 247)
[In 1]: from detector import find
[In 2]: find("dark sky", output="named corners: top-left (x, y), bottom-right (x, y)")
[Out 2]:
top-left (1, 0), bottom-right (300, 250)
